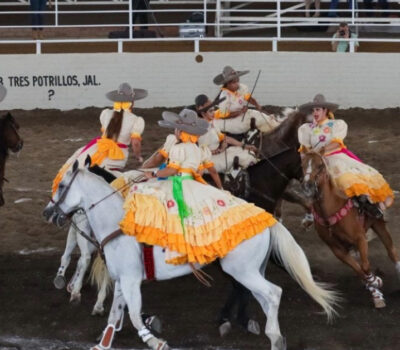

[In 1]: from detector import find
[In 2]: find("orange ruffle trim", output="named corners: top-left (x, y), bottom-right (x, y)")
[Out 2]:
top-left (120, 197), bottom-right (276, 265)
top-left (344, 182), bottom-right (394, 206)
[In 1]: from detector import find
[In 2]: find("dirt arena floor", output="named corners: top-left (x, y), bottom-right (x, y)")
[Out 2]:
top-left (0, 106), bottom-right (400, 350)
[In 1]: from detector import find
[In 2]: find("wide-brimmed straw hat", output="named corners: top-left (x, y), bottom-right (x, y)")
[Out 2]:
top-left (0, 84), bottom-right (7, 103)
top-left (159, 108), bottom-right (209, 136)
top-left (106, 82), bottom-right (148, 102)
top-left (213, 66), bottom-right (249, 85)
top-left (299, 94), bottom-right (339, 113)
top-left (195, 94), bottom-right (226, 114)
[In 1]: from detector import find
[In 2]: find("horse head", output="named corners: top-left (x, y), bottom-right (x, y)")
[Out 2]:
top-left (43, 160), bottom-right (82, 227)
top-left (301, 149), bottom-right (328, 198)
top-left (0, 113), bottom-right (23, 154)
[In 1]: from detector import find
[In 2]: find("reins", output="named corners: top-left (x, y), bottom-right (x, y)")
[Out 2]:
top-left (51, 170), bottom-right (146, 261)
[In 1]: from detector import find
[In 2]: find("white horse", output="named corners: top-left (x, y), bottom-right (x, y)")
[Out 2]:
top-left (43, 163), bottom-right (340, 350)
top-left (53, 210), bottom-right (110, 315)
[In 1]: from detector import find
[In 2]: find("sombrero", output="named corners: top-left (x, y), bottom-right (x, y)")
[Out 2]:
top-left (299, 94), bottom-right (339, 113)
top-left (213, 66), bottom-right (249, 85)
top-left (159, 108), bottom-right (209, 136)
top-left (106, 82), bottom-right (148, 102)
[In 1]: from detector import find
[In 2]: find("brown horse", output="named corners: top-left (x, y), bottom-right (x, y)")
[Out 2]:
top-left (301, 150), bottom-right (400, 308)
top-left (0, 113), bottom-right (23, 206)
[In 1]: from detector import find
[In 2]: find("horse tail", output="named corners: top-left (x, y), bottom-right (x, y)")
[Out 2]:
top-left (89, 253), bottom-right (112, 295)
top-left (270, 222), bottom-right (341, 322)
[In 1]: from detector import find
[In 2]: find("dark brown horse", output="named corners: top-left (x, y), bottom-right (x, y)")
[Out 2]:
top-left (0, 113), bottom-right (23, 206)
top-left (301, 150), bottom-right (400, 308)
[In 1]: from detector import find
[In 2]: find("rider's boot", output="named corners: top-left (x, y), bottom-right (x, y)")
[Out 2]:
top-left (244, 118), bottom-right (261, 150)
top-left (355, 195), bottom-right (384, 219)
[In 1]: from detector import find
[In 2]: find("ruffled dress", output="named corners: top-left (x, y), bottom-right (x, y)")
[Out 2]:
top-left (119, 140), bottom-right (276, 265)
top-left (298, 118), bottom-right (394, 207)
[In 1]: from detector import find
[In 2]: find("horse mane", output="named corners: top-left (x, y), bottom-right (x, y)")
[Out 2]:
top-left (262, 109), bottom-right (307, 148)
top-left (88, 165), bottom-right (117, 184)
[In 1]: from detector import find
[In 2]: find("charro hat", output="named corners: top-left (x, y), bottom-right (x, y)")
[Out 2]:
top-left (299, 94), bottom-right (339, 113)
top-left (0, 84), bottom-right (7, 103)
top-left (195, 94), bottom-right (226, 114)
top-left (213, 66), bottom-right (249, 85)
top-left (159, 108), bottom-right (209, 136)
top-left (106, 82), bottom-right (148, 102)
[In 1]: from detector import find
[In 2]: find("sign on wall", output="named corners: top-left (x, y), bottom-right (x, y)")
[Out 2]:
top-left (0, 52), bottom-right (399, 110)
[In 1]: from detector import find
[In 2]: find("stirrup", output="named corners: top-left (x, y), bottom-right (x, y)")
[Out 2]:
top-left (356, 196), bottom-right (383, 219)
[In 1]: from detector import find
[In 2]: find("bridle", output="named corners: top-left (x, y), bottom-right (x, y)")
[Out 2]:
top-left (49, 168), bottom-right (143, 261)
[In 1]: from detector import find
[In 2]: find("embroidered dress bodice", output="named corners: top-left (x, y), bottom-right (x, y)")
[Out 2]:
top-left (168, 142), bottom-right (211, 172)
top-left (100, 109), bottom-right (145, 144)
top-left (217, 83), bottom-right (250, 118)
top-left (298, 119), bottom-right (347, 152)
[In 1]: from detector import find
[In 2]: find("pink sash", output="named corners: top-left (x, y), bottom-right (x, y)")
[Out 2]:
top-left (327, 148), bottom-right (363, 163)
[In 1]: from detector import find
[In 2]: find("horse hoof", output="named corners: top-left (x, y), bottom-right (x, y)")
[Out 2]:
top-left (145, 315), bottom-right (162, 334)
top-left (373, 298), bottom-right (386, 309)
top-left (247, 319), bottom-right (260, 335)
top-left (219, 321), bottom-right (232, 337)
top-left (53, 275), bottom-right (66, 290)
top-left (90, 346), bottom-right (103, 350)
top-left (158, 341), bottom-right (170, 350)
top-left (70, 293), bottom-right (81, 305)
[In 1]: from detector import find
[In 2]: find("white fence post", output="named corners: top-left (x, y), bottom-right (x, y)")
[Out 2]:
top-left (55, 0), bottom-right (58, 27)
top-left (36, 40), bottom-right (41, 54)
top-left (277, 0), bottom-right (281, 39)
top-left (272, 38), bottom-right (278, 52)
top-left (128, 0), bottom-right (133, 39)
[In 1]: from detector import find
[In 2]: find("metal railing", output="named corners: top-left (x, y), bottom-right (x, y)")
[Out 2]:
top-left (0, 0), bottom-right (400, 53)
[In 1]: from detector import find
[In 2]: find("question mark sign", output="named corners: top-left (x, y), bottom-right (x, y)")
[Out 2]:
top-left (48, 89), bottom-right (55, 101)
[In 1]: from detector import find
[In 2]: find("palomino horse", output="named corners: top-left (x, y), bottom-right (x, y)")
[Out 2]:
top-left (43, 162), bottom-right (340, 350)
top-left (0, 113), bottom-right (23, 206)
top-left (301, 151), bottom-right (400, 308)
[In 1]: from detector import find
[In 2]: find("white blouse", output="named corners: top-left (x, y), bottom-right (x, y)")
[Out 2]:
top-left (100, 109), bottom-right (145, 145)
top-left (298, 119), bottom-right (348, 152)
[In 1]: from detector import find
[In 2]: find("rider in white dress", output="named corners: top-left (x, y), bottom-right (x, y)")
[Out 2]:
top-left (52, 83), bottom-right (147, 194)
top-left (213, 66), bottom-right (281, 135)
top-left (120, 109), bottom-right (276, 265)
top-left (298, 94), bottom-right (394, 217)
top-left (195, 94), bottom-right (258, 173)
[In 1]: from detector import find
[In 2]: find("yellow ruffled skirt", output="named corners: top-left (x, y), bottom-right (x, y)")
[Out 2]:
top-left (326, 153), bottom-right (394, 207)
top-left (119, 178), bottom-right (276, 265)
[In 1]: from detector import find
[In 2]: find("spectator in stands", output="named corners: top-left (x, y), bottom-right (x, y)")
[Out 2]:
top-left (131, 0), bottom-right (150, 30)
top-left (328, 0), bottom-right (355, 17)
top-left (331, 22), bottom-right (359, 52)
top-left (305, 0), bottom-right (321, 17)
top-left (30, 0), bottom-right (52, 39)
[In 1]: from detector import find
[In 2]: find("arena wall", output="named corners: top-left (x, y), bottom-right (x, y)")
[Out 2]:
top-left (0, 52), bottom-right (399, 110)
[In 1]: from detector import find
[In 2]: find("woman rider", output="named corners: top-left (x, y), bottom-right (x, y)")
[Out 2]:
top-left (52, 82), bottom-right (147, 195)
top-left (120, 108), bottom-right (276, 265)
top-left (298, 94), bottom-right (394, 218)
top-left (195, 94), bottom-right (258, 173)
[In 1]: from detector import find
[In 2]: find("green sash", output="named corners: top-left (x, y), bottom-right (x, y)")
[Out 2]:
top-left (171, 175), bottom-right (193, 233)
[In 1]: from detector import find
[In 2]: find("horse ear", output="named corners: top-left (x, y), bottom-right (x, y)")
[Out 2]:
top-left (319, 147), bottom-right (326, 156)
top-left (72, 160), bottom-right (79, 173)
top-left (84, 155), bottom-right (92, 168)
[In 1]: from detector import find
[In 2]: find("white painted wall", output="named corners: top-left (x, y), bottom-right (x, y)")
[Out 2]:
top-left (0, 52), bottom-right (399, 110)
